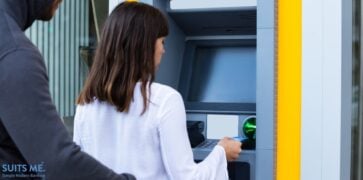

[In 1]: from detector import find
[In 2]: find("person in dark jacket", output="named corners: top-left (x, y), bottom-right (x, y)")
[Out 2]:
top-left (0, 0), bottom-right (135, 179)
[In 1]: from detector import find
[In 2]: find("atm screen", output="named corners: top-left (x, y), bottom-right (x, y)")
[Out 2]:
top-left (178, 39), bottom-right (256, 113)
top-left (188, 46), bottom-right (256, 103)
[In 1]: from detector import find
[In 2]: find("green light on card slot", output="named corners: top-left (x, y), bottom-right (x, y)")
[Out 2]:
top-left (243, 116), bottom-right (256, 140)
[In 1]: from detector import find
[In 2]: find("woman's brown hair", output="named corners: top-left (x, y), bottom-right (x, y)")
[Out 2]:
top-left (77, 2), bottom-right (169, 114)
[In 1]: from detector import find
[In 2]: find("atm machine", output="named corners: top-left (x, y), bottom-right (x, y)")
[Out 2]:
top-left (149, 0), bottom-right (262, 180)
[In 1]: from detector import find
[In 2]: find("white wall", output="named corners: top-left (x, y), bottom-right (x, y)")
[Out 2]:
top-left (301, 0), bottom-right (351, 179)
top-left (25, 0), bottom-right (90, 118)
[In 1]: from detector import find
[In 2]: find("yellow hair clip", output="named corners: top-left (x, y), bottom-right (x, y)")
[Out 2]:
top-left (126, 0), bottom-right (138, 2)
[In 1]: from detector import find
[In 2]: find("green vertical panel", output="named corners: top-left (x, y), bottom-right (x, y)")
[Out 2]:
top-left (80, 2), bottom-right (89, 93)
top-left (34, 22), bottom-right (38, 46)
top-left (43, 22), bottom-right (49, 73)
top-left (60, 2), bottom-right (65, 117)
top-left (78, 0), bottom-right (83, 96)
top-left (65, 0), bottom-right (70, 116)
top-left (81, 0), bottom-right (85, 93)
top-left (28, 28), bottom-right (32, 40)
top-left (70, 0), bottom-right (75, 115)
top-left (37, 22), bottom-right (42, 63)
top-left (49, 16), bottom-right (55, 99)
top-left (31, 23), bottom-right (37, 46)
top-left (54, 5), bottom-right (60, 115)
top-left (61, 2), bottom-right (65, 116)
top-left (34, 22), bottom-right (38, 45)
top-left (75, 0), bottom-right (80, 109)
top-left (69, 1), bottom-right (76, 114)
top-left (83, 0), bottom-right (89, 85)
top-left (24, 0), bottom-right (90, 118)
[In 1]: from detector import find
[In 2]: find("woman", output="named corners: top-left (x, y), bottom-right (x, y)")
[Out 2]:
top-left (73, 2), bottom-right (242, 180)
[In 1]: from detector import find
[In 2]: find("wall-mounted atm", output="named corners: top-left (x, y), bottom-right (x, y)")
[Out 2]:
top-left (109, 0), bottom-right (354, 179)
top-left (147, 0), bottom-right (269, 180)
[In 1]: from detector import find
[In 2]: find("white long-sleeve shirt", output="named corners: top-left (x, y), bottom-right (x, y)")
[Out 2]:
top-left (73, 82), bottom-right (228, 180)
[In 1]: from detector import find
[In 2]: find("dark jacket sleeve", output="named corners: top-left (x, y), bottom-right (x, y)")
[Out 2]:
top-left (0, 49), bottom-right (136, 180)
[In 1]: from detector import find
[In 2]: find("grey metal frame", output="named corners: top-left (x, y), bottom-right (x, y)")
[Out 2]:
top-left (256, 0), bottom-right (276, 179)
top-left (342, 0), bottom-right (353, 180)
